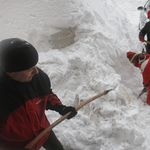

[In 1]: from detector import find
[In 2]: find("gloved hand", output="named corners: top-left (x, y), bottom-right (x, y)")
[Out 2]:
top-left (144, 85), bottom-right (148, 89)
top-left (53, 103), bottom-right (77, 119)
top-left (139, 36), bottom-right (144, 42)
top-left (143, 83), bottom-right (149, 88)
top-left (59, 106), bottom-right (77, 119)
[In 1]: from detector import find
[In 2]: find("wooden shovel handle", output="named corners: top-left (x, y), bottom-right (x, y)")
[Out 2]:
top-left (144, 40), bottom-right (150, 45)
top-left (25, 89), bottom-right (112, 149)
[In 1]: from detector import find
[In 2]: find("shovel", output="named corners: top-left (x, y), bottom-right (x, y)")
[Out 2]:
top-left (138, 87), bottom-right (147, 98)
top-left (144, 40), bottom-right (150, 45)
top-left (25, 89), bottom-right (112, 149)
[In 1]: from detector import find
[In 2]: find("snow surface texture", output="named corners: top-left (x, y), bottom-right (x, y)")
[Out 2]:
top-left (0, 0), bottom-right (149, 149)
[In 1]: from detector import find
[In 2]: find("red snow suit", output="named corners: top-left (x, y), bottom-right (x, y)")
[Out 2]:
top-left (139, 54), bottom-right (150, 105)
top-left (0, 67), bottom-right (62, 150)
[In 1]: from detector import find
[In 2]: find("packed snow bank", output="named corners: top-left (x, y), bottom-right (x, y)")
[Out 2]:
top-left (37, 0), bottom-right (146, 150)
top-left (1, 0), bottom-right (150, 150)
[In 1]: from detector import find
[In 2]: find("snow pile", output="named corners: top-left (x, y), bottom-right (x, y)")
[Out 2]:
top-left (0, 0), bottom-right (150, 150)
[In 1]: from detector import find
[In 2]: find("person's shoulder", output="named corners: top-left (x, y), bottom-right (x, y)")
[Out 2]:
top-left (145, 53), bottom-right (150, 57)
top-left (145, 21), bottom-right (150, 26)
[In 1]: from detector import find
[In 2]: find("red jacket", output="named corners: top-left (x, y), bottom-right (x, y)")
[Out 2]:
top-left (0, 68), bottom-right (61, 150)
top-left (138, 54), bottom-right (150, 105)
top-left (138, 54), bottom-right (150, 86)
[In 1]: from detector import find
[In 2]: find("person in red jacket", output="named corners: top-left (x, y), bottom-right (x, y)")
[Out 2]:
top-left (127, 51), bottom-right (150, 105)
top-left (0, 38), bottom-right (77, 150)
top-left (139, 10), bottom-right (150, 54)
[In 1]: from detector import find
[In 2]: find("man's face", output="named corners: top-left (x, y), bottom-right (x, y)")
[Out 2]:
top-left (6, 66), bottom-right (39, 82)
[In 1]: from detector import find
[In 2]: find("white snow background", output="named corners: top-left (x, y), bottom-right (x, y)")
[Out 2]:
top-left (0, 0), bottom-right (149, 150)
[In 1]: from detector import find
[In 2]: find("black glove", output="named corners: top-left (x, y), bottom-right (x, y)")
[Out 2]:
top-left (143, 83), bottom-right (149, 91)
top-left (54, 104), bottom-right (77, 119)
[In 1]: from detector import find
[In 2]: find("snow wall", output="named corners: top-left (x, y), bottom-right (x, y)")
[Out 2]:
top-left (0, 0), bottom-right (149, 150)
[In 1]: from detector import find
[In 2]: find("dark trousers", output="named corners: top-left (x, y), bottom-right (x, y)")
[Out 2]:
top-left (146, 44), bottom-right (150, 54)
top-left (42, 130), bottom-right (64, 150)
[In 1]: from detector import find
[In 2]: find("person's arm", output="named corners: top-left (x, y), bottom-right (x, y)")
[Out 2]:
top-left (46, 89), bottom-right (77, 119)
top-left (42, 69), bottom-right (77, 119)
top-left (142, 61), bottom-right (150, 86)
top-left (139, 23), bottom-right (148, 42)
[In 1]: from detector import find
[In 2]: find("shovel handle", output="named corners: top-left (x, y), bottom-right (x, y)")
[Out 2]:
top-left (138, 87), bottom-right (147, 98)
top-left (25, 89), bottom-right (112, 149)
top-left (144, 40), bottom-right (150, 45)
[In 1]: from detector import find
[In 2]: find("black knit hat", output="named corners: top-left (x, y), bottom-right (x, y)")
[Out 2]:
top-left (0, 38), bottom-right (38, 72)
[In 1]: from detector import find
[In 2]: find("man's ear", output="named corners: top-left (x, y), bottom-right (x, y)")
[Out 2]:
top-left (6, 72), bottom-right (14, 77)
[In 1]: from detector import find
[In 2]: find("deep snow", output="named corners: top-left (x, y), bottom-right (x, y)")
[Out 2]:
top-left (0, 0), bottom-right (150, 150)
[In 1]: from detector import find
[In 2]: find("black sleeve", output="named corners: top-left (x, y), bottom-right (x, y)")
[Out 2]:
top-left (46, 103), bottom-right (64, 112)
top-left (139, 23), bottom-right (148, 38)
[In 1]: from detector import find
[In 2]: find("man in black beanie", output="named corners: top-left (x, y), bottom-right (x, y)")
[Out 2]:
top-left (0, 38), bottom-right (77, 150)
